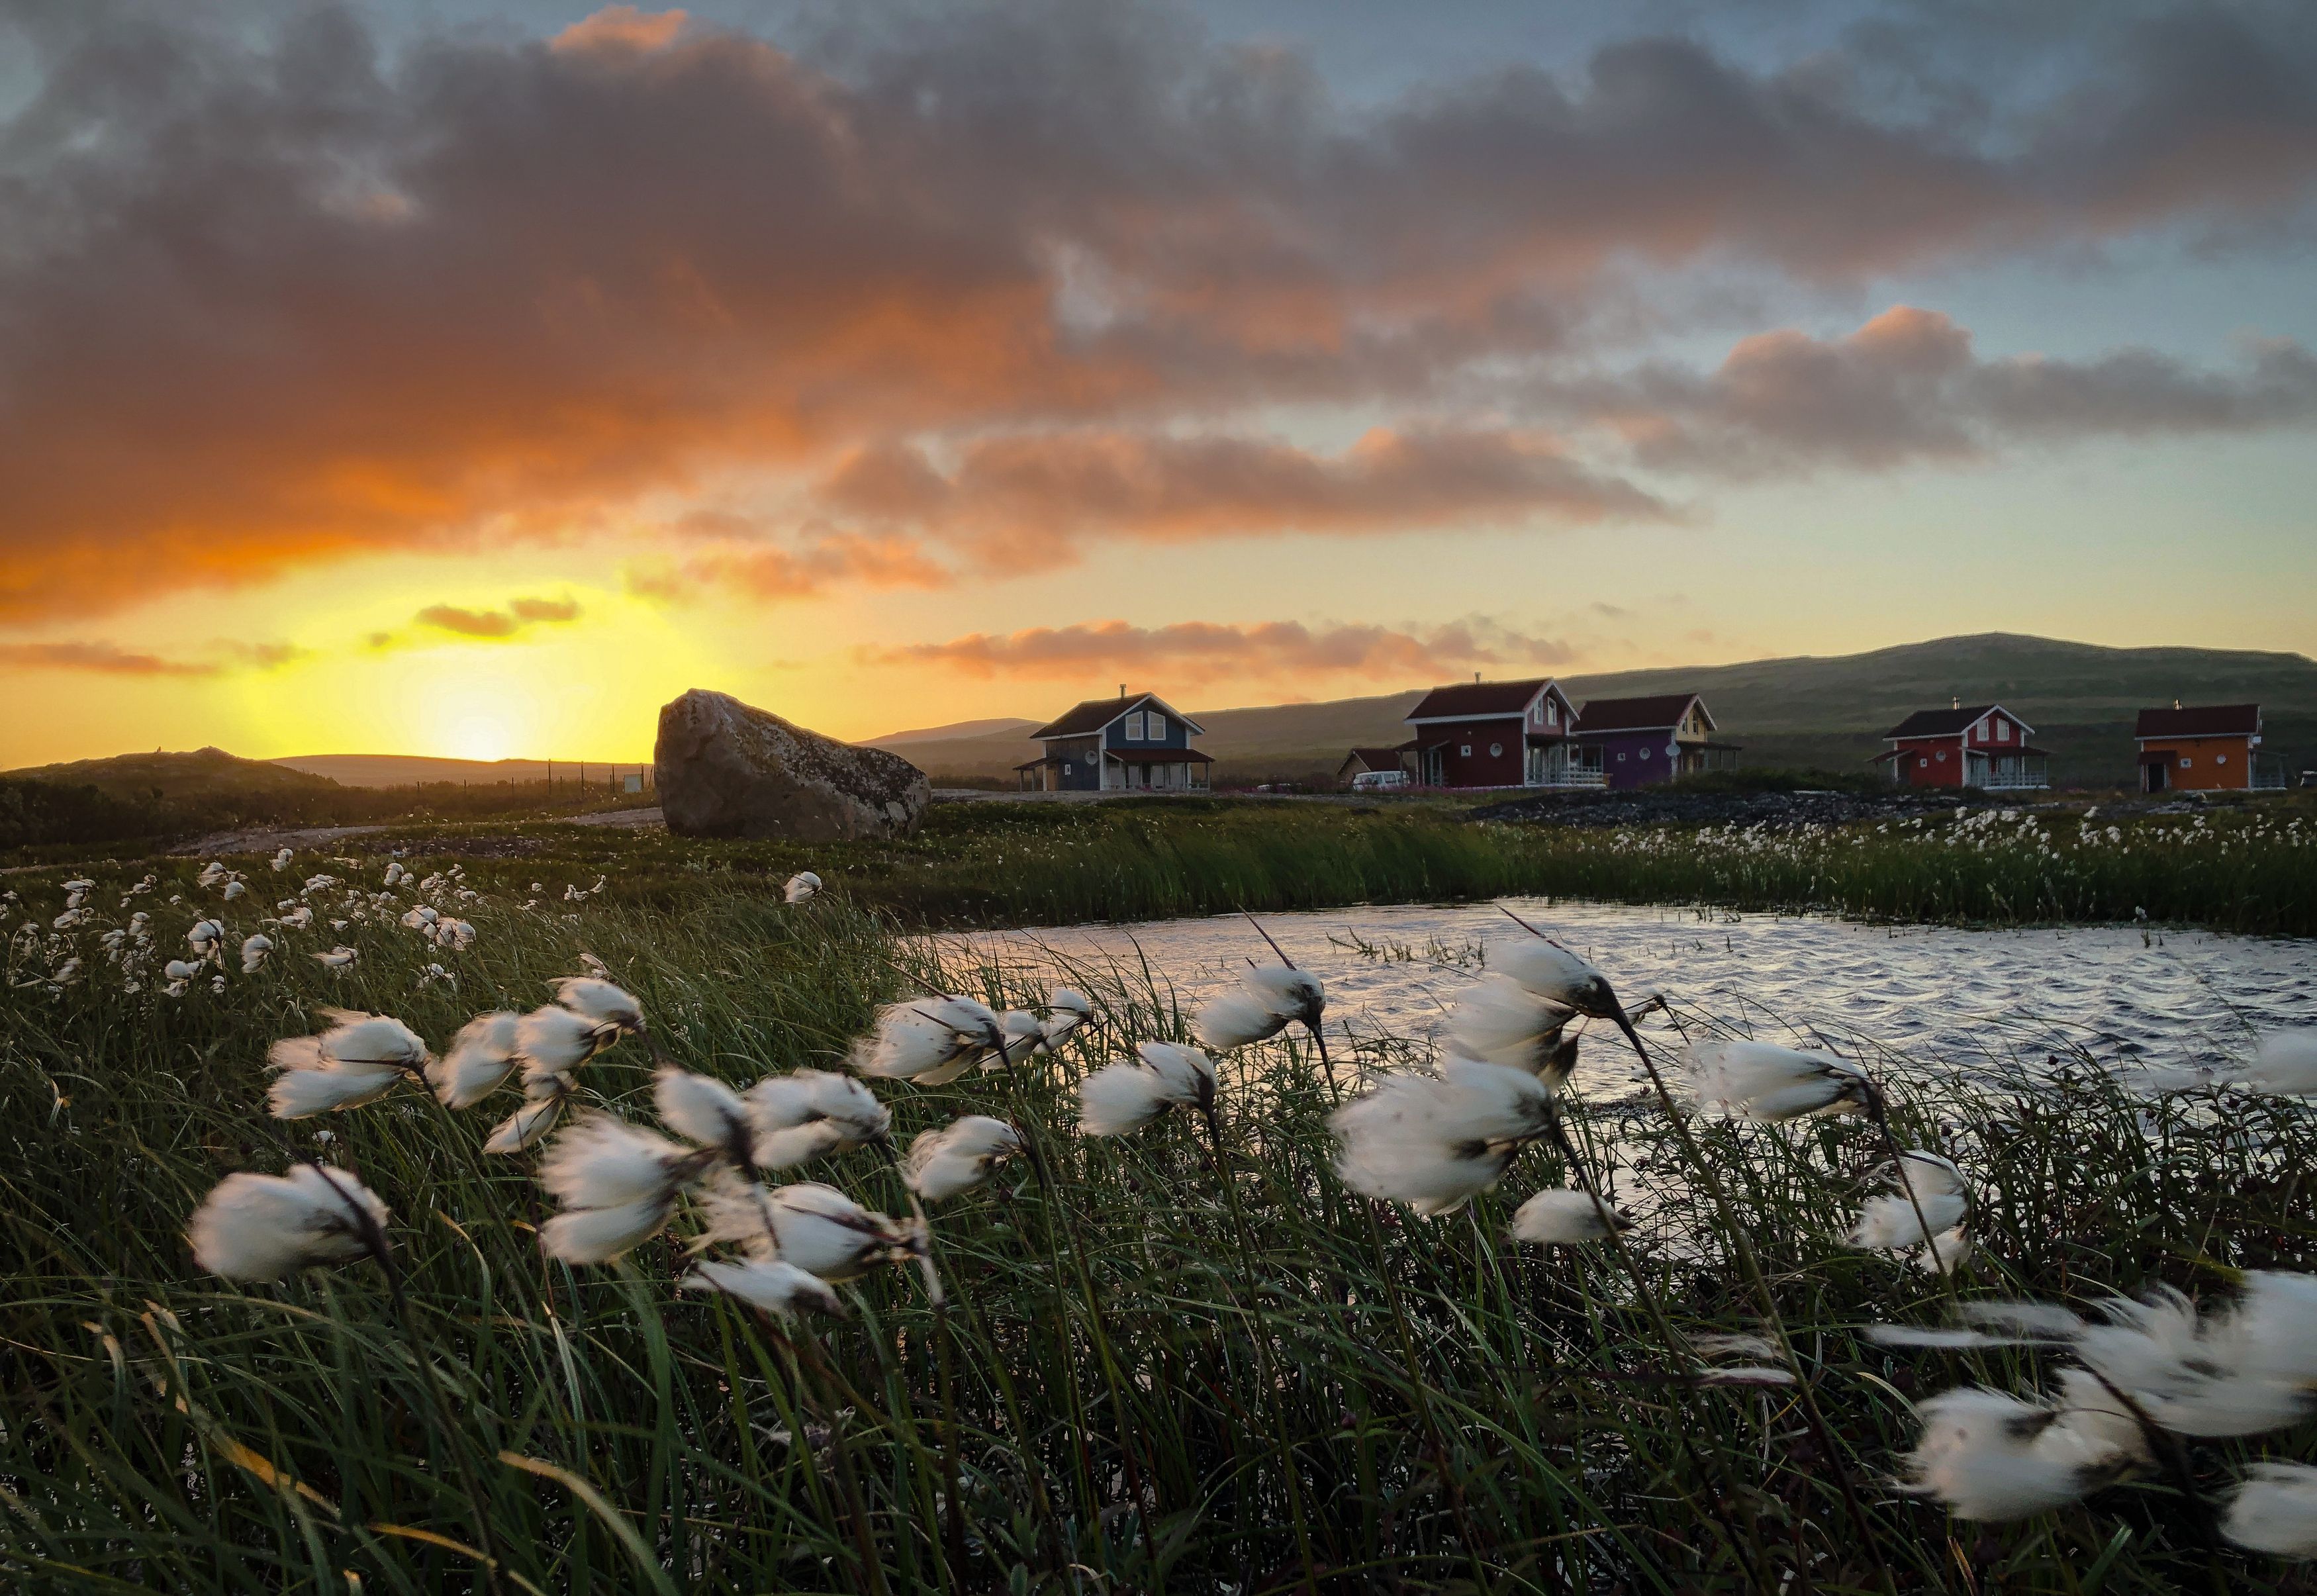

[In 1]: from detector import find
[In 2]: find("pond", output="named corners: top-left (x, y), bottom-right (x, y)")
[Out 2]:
top-left (933, 898), bottom-right (2317, 1080)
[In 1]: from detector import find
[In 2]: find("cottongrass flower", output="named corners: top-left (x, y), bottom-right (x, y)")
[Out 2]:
top-left (162, 959), bottom-right (201, 996)
top-left (655, 1066), bottom-right (765, 1164)
top-left (49, 956), bottom-right (85, 986)
top-left (239, 933), bottom-right (273, 974)
top-left (1509, 1188), bottom-right (1630, 1245)
top-left (1681, 1039), bottom-right (1875, 1121)
top-left (1191, 966), bottom-right (1324, 1051)
top-left (484, 1077), bottom-right (572, 1155)
top-left (401, 905), bottom-right (439, 931)
top-left (197, 862), bottom-right (226, 889)
top-left (1847, 1151), bottom-right (1971, 1270)
top-left (683, 1258), bottom-right (845, 1318)
top-left (1040, 986), bottom-right (1092, 1049)
top-left (1079, 1042), bottom-right (1215, 1136)
top-left (2225, 1462), bottom-right (2317, 1558)
top-left (537, 1114), bottom-right (706, 1264)
top-left (784, 870), bottom-right (822, 904)
top-left (313, 946), bottom-right (357, 969)
top-left (275, 906), bottom-right (315, 931)
top-left (1446, 973), bottom-right (1580, 1085)
top-left (426, 1012), bottom-right (520, 1107)
top-left (904, 1115), bottom-right (1021, 1201)
top-left (267, 1009), bottom-right (430, 1119)
top-left (744, 1070), bottom-right (892, 1167)
top-left (695, 1176), bottom-right (925, 1282)
top-left (1331, 1057), bottom-right (1558, 1215)
top-left (187, 1164), bottom-right (391, 1282)
top-left (851, 996), bottom-right (1004, 1086)
top-left (271, 847), bottom-right (293, 872)
top-left (187, 919), bottom-right (225, 958)
top-left (1899, 1372), bottom-right (2145, 1521)
top-left (222, 880), bottom-right (246, 902)
top-left (1489, 935), bottom-right (1624, 1021)
top-left (1874, 1272), bottom-right (2317, 1438)
top-left (2243, 1029), bottom-right (2317, 1096)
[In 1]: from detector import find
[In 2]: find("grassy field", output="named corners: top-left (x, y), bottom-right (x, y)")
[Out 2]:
top-left (19, 790), bottom-right (2307, 938)
top-left (4, 858), bottom-right (2316, 1592)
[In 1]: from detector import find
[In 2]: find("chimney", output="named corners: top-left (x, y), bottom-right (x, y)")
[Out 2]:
top-left (1119, 683), bottom-right (1127, 700)
top-left (1951, 695), bottom-right (1959, 711)
top-left (1474, 672), bottom-right (1482, 684)
top-left (2173, 698), bottom-right (2182, 711)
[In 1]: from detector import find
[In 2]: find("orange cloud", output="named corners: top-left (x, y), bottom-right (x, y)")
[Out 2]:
top-left (408, 596), bottom-right (584, 640)
top-left (0, 639), bottom-right (306, 677)
top-left (864, 617), bottom-right (1574, 686)
top-left (5, 7), bottom-right (2315, 619)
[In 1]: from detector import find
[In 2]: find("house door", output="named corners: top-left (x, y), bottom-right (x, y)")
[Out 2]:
top-left (2142, 759), bottom-right (2167, 794)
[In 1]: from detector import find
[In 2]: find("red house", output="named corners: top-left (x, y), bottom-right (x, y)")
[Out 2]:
top-left (1403, 677), bottom-right (1595, 790)
top-left (1874, 702), bottom-right (2049, 791)
top-left (2134, 702), bottom-right (2275, 792)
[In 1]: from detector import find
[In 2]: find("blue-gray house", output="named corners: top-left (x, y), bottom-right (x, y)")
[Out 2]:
top-left (1017, 692), bottom-right (1212, 792)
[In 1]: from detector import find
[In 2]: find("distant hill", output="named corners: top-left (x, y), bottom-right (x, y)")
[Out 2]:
top-left (275, 753), bottom-right (645, 789)
top-left (869, 717), bottom-right (1041, 745)
top-left (9, 746), bottom-right (349, 802)
top-left (871, 634), bottom-right (2317, 788)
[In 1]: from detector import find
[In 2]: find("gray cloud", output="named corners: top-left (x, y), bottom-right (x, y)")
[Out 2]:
top-left (1, 2), bottom-right (2313, 617)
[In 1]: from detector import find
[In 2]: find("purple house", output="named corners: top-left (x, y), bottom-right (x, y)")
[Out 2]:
top-left (1572, 693), bottom-right (1740, 790)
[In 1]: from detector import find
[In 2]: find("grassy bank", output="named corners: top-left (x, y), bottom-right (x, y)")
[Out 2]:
top-left (25, 792), bottom-right (2312, 937)
top-left (4, 865), bottom-right (2314, 1591)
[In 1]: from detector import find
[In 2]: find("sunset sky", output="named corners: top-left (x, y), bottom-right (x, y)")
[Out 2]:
top-left (3, 0), bottom-right (2315, 767)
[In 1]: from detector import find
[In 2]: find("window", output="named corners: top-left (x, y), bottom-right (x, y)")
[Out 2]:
top-left (1063, 763), bottom-right (1073, 775)
top-left (1547, 702), bottom-right (1557, 726)
top-left (1489, 742), bottom-right (1503, 757)
top-left (1617, 751), bottom-right (1627, 762)
top-left (1936, 750), bottom-right (1947, 762)
top-left (1147, 713), bottom-right (1167, 741)
top-left (1460, 744), bottom-right (1472, 757)
top-left (1918, 757), bottom-right (1929, 769)
top-left (2180, 757), bottom-right (2192, 768)
top-left (1123, 712), bottom-right (1144, 739)
top-left (1997, 720), bottom-right (2010, 742)
top-left (2217, 753), bottom-right (2228, 765)
top-left (1639, 747), bottom-right (1651, 760)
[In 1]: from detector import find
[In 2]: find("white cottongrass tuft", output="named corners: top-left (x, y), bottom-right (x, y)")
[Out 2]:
top-left (266, 1009), bottom-right (429, 1119)
top-left (851, 996), bottom-right (1004, 1086)
top-left (1509, 1188), bottom-right (1629, 1245)
top-left (1446, 974), bottom-right (1579, 1084)
top-left (904, 1115), bottom-right (1021, 1201)
top-left (2242, 1029), bottom-right (2317, 1096)
top-left (694, 1180), bottom-right (918, 1281)
top-left (313, 946), bottom-right (357, 968)
top-left (1899, 1371), bottom-right (2145, 1521)
top-left (783, 871), bottom-right (822, 904)
top-left (1847, 1152), bottom-right (1971, 1264)
top-left (238, 933), bottom-right (273, 974)
top-left (1680, 1039), bottom-right (1874, 1121)
top-left (271, 847), bottom-right (293, 872)
top-left (2225, 1462), bottom-right (2317, 1558)
top-left (221, 880), bottom-right (246, 902)
top-left (197, 862), bottom-right (226, 888)
top-left (1040, 987), bottom-right (1093, 1049)
top-left (549, 976), bottom-right (646, 1035)
top-left (1191, 966), bottom-right (1324, 1051)
top-left (536, 1115), bottom-right (699, 1264)
top-left (1331, 1057), bottom-right (1558, 1216)
top-left (514, 1003), bottom-right (615, 1077)
top-left (743, 1070), bottom-right (892, 1168)
top-left (187, 919), bottom-right (225, 956)
top-left (186, 1164), bottom-right (390, 1282)
top-left (1488, 936), bottom-right (1621, 1017)
top-left (483, 1078), bottom-right (571, 1155)
top-left (426, 1011), bottom-right (521, 1107)
top-left (1078, 1042), bottom-right (1215, 1136)
top-left (682, 1258), bottom-right (845, 1318)
top-left (655, 1066), bottom-right (756, 1162)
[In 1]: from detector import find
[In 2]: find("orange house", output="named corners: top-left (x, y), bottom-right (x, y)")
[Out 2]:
top-left (2134, 703), bottom-right (2270, 792)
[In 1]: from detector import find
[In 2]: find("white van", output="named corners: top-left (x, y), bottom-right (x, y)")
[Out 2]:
top-left (1350, 769), bottom-right (1411, 792)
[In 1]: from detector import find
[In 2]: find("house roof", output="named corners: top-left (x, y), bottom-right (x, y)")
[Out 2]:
top-left (1575, 692), bottom-right (1711, 734)
top-left (1405, 677), bottom-right (1554, 722)
top-left (1884, 704), bottom-right (2014, 739)
top-left (2134, 703), bottom-right (2260, 740)
top-left (1029, 692), bottom-right (1204, 740)
top-left (1102, 746), bottom-right (1213, 765)
top-left (1341, 746), bottom-right (1412, 767)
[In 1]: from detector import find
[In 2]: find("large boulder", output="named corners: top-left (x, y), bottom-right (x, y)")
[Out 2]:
top-left (654, 690), bottom-right (929, 841)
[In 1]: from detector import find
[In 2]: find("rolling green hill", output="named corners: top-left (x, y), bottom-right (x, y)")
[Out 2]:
top-left (874, 634), bottom-right (2317, 788)
top-left (10, 746), bottom-right (349, 804)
